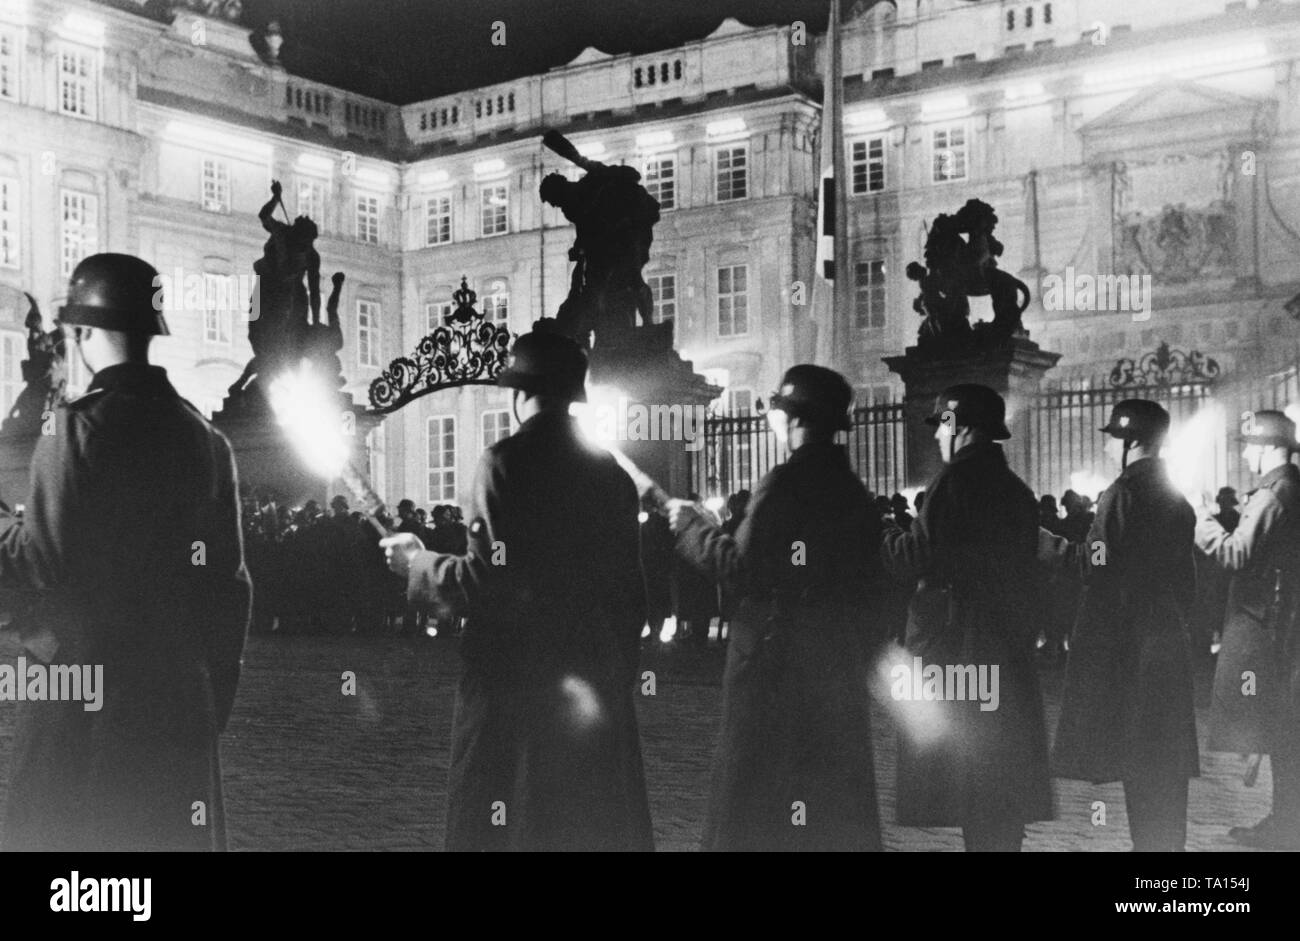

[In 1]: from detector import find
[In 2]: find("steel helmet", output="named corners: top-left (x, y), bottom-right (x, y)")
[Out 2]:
top-left (58, 253), bottom-right (170, 335)
top-left (769, 364), bottom-right (853, 431)
top-left (1100, 399), bottom-right (1171, 444)
top-left (1239, 409), bottom-right (1298, 451)
top-left (925, 383), bottom-right (1011, 440)
top-left (497, 329), bottom-right (588, 402)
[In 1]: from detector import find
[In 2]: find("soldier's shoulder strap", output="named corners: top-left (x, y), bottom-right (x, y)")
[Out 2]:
top-left (63, 387), bottom-right (107, 411)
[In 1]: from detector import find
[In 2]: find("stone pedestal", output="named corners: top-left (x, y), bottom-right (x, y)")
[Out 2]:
top-left (212, 386), bottom-right (383, 506)
top-left (585, 322), bottom-right (720, 498)
top-left (884, 335), bottom-right (1061, 488)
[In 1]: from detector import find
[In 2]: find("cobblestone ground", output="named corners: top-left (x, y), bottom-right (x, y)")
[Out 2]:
top-left (0, 632), bottom-right (1274, 851)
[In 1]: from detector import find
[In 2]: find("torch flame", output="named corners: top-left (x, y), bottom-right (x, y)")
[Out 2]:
top-left (1162, 402), bottom-right (1226, 503)
top-left (268, 361), bottom-right (350, 480)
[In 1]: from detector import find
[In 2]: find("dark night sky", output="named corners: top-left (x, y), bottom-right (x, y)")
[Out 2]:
top-left (239, 0), bottom-right (840, 104)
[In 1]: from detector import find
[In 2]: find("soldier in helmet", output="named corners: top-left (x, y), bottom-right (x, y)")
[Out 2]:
top-left (1196, 409), bottom-right (1300, 849)
top-left (882, 383), bottom-right (1053, 851)
top-left (0, 253), bottom-right (251, 850)
top-left (1046, 399), bottom-right (1199, 851)
top-left (381, 329), bottom-right (653, 851)
top-left (667, 364), bottom-right (884, 851)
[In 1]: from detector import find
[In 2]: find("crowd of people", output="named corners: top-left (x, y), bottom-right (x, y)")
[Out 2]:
top-left (240, 493), bottom-right (468, 635)
top-left (4, 250), bottom-right (1296, 854)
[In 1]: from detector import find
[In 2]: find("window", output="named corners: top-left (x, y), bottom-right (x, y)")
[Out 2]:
top-left (296, 177), bottom-right (326, 225)
top-left (716, 264), bottom-right (749, 337)
top-left (481, 409), bottom-right (511, 450)
top-left (426, 301), bottom-right (452, 335)
top-left (425, 300), bottom-right (452, 333)
top-left (727, 388), bottom-right (754, 417)
top-left (0, 178), bottom-right (17, 268)
top-left (357, 299), bottom-right (380, 367)
top-left (201, 158), bottom-right (230, 213)
top-left (1025, 6), bottom-right (1034, 28)
top-left (854, 259), bottom-right (887, 329)
top-left (851, 137), bottom-right (885, 194)
top-left (59, 45), bottom-right (95, 118)
top-left (203, 273), bottom-right (233, 344)
top-left (355, 194), bottom-right (379, 244)
top-left (0, 29), bottom-right (18, 101)
top-left (0, 331), bottom-right (22, 417)
top-left (425, 194), bottom-right (452, 246)
top-left (715, 144), bottom-right (748, 202)
top-left (644, 154), bottom-right (675, 210)
top-left (480, 183), bottom-right (508, 236)
top-left (60, 190), bottom-right (97, 278)
top-left (1044, 3), bottom-right (1052, 24)
top-left (427, 416), bottom-right (456, 502)
top-left (932, 123), bottom-right (968, 183)
top-left (481, 285), bottom-right (509, 325)
top-left (726, 388), bottom-right (755, 484)
top-left (1006, 10), bottom-right (1015, 30)
top-left (647, 273), bottom-right (676, 324)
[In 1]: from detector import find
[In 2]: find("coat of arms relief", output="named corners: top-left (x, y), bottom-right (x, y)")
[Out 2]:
top-left (1113, 151), bottom-right (1238, 283)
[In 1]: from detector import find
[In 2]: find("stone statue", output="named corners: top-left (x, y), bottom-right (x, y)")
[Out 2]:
top-left (228, 180), bottom-right (322, 396)
top-left (539, 129), bottom-right (660, 347)
top-left (302, 272), bottom-right (346, 389)
top-left (906, 199), bottom-right (1031, 349)
top-left (151, 0), bottom-right (245, 22)
top-left (2, 293), bottom-right (66, 434)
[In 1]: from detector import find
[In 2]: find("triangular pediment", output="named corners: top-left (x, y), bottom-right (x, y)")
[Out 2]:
top-left (564, 46), bottom-right (613, 68)
top-left (705, 17), bottom-right (754, 40)
top-left (1081, 81), bottom-right (1263, 134)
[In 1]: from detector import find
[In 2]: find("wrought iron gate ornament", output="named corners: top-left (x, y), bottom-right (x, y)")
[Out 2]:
top-left (368, 277), bottom-right (513, 413)
top-left (1109, 341), bottom-right (1220, 389)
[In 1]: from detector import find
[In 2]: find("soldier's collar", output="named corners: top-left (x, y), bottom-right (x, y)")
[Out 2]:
top-left (1257, 462), bottom-right (1300, 489)
top-left (87, 362), bottom-right (172, 395)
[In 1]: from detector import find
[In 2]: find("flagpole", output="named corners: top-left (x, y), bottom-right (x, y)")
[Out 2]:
top-left (828, 0), bottom-right (849, 375)
top-left (811, 0), bottom-right (842, 367)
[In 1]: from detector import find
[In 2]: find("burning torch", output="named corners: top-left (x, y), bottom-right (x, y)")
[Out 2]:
top-left (267, 361), bottom-right (393, 537)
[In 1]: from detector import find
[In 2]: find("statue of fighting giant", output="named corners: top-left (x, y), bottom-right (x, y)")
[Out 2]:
top-left (1, 293), bottom-right (66, 435)
top-left (229, 180), bottom-right (344, 396)
top-left (539, 130), bottom-right (661, 347)
top-left (906, 199), bottom-right (1031, 350)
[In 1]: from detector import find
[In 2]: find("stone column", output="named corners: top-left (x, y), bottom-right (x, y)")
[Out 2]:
top-left (884, 336), bottom-right (1061, 488)
top-left (586, 323), bottom-right (720, 499)
top-left (212, 388), bottom-right (384, 507)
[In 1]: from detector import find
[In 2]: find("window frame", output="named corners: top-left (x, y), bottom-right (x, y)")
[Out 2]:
top-left (716, 263), bottom-right (750, 338)
top-left (647, 272), bottom-right (676, 324)
top-left (59, 188), bottom-right (98, 278)
top-left (643, 153), bottom-right (676, 211)
top-left (295, 176), bottom-right (327, 228)
top-left (714, 143), bottom-right (749, 203)
top-left (355, 192), bottom-right (380, 244)
top-left (357, 298), bottom-right (381, 368)
top-left (0, 177), bottom-right (18, 269)
top-left (853, 258), bottom-right (887, 330)
top-left (931, 122), bottom-right (970, 184)
top-left (426, 414), bottom-right (457, 503)
top-left (850, 135), bottom-right (886, 195)
top-left (57, 43), bottom-right (97, 120)
top-left (202, 272), bottom-right (234, 345)
top-left (425, 193), bottom-right (452, 246)
top-left (480, 408), bottom-right (512, 451)
top-left (479, 182), bottom-right (509, 237)
top-left (201, 157), bottom-right (231, 214)
top-left (0, 27), bottom-right (20, 102)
